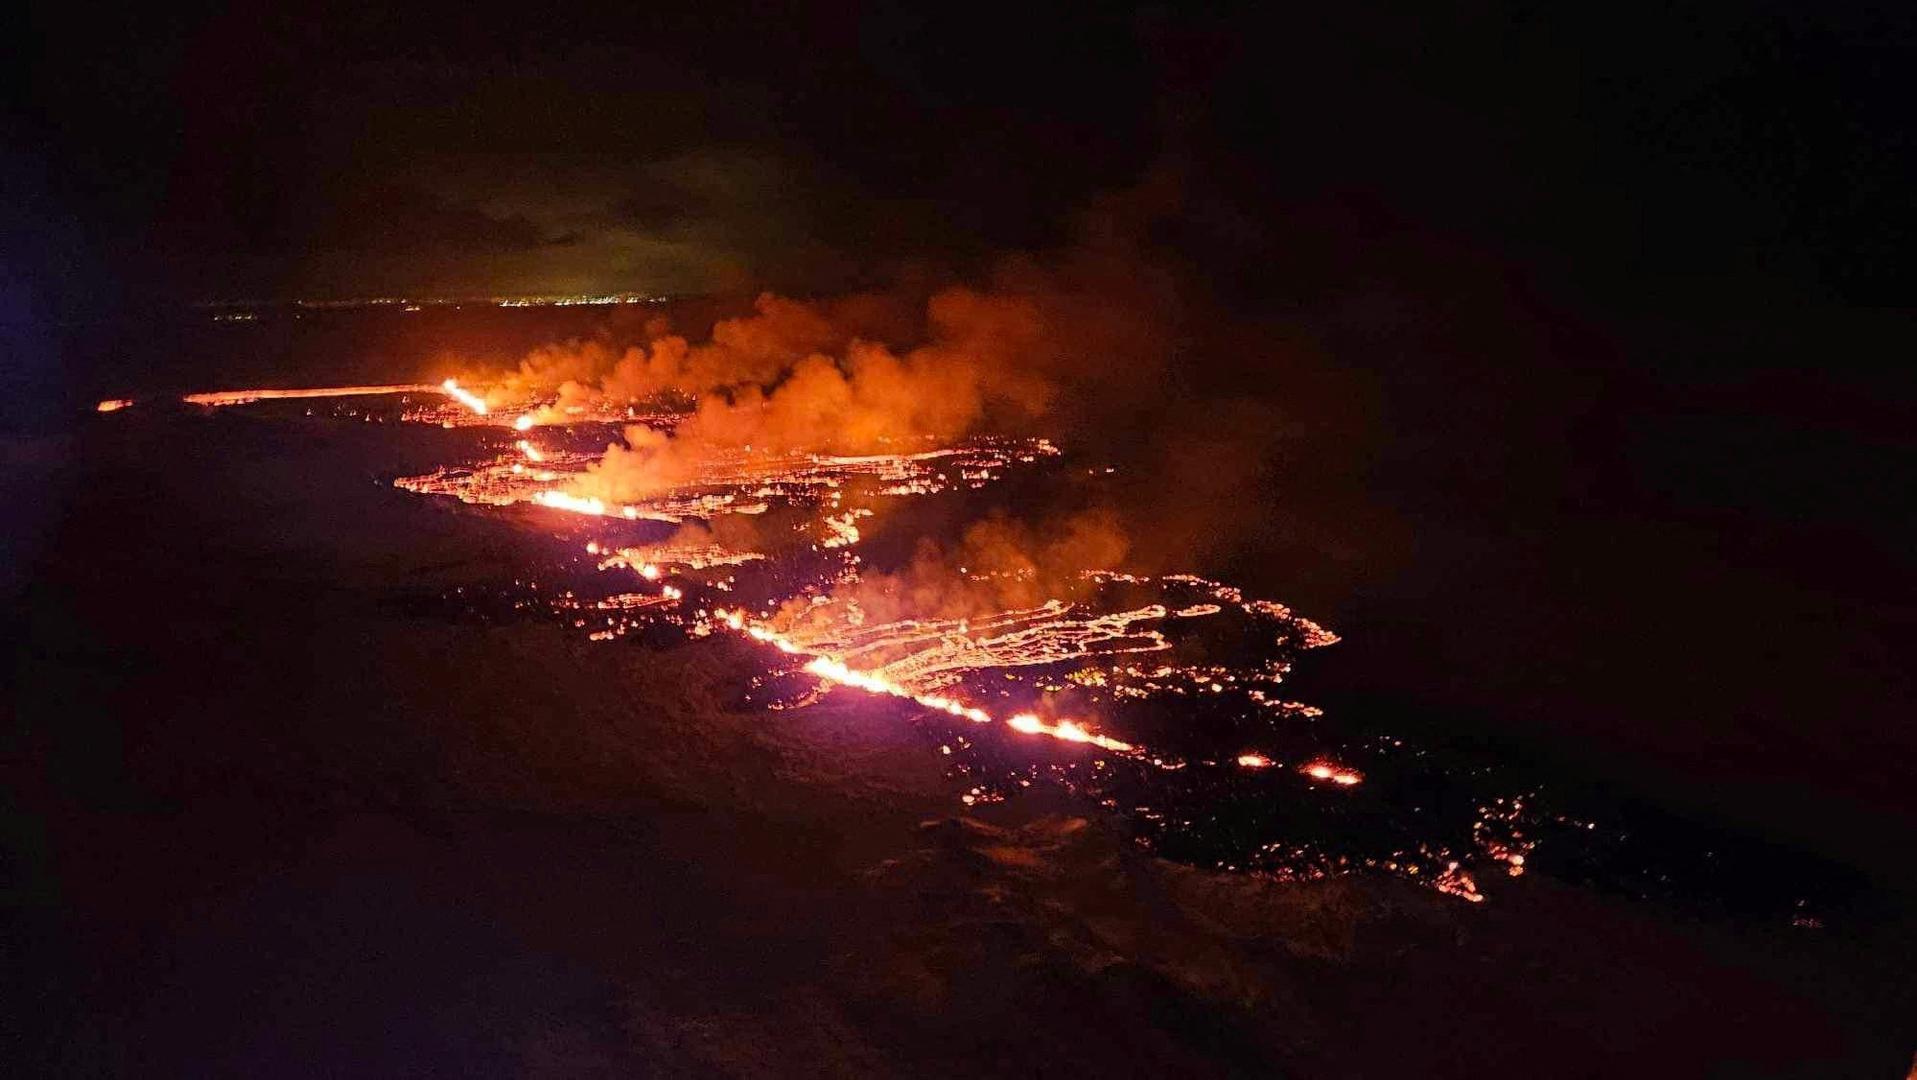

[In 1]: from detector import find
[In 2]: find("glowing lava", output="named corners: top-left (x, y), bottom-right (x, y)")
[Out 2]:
top-left (1303, 760), bottom-right (1363, 786)
top-left (439, 378), bottom-right (489, 415)
top-left (715, 609), bottom-right (1137, 752)
top-left (164, 380), bottom-right (1591, 907)
top-left (181, 383), bottom-right (443, 406)
top-left (532, 490), bottom-right (609, 516)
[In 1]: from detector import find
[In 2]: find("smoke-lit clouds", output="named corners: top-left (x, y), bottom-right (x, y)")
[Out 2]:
top-left (553, 287), bottom-right (1060, 502)
top-left (770, 507), bottom-right (1132, 634)
top-left (446, 165), bottom-right (1332, 598)
top-left (467, 173), bottom-right (1189, 508)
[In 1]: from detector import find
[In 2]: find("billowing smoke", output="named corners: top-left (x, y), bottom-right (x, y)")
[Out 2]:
top-left (490, 295), bottom-right (839, 416)
top-left (771, 507), bottom-right (1132, 632)
top-left (464, 168), bottom-right (1185, 501)
top-left (463, 165), bottom-right (1336, 601)
top-left (563, 287), bottom-right (1072, 501)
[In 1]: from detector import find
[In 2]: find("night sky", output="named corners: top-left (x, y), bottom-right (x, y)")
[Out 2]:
top-left (14, 4), bottom-right (1916, 307)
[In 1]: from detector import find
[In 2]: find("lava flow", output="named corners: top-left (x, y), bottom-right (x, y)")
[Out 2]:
top-left (95, 378), bottom-right (1494, 902)
top-left (98, 379), bottom-right (503, 416)
top-left (438, 378), bottom-right (489, 414)
top-left (89, 375), bottom-right (1854, 921)
top-left (714, 607), bottom-right (1139, 754)
top-left (181, 382), bottom-right (446, 406)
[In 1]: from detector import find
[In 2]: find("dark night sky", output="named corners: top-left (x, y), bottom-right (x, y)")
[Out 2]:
top-left (11, 3), bottom-right (1916, 309)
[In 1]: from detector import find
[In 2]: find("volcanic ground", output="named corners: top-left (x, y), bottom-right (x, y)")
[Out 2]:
top-left (6, 387), bottom-right (1914, 1077)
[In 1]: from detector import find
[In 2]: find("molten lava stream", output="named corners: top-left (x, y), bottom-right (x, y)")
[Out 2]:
top-left (439, 378), bottom-right (489, 414)
top-left (179, 383), bottom-right (445, 406)
top-left (715, 609), bottom-right (1139, 755)
top-left (710, 608), bottom-right (1373, 786)
top-left (166, 379), bottom-right (495, 416)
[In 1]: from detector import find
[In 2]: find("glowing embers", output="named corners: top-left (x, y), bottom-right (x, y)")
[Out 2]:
top-left (1234, 753), bottom-right (1361, 787)
top-left (1302, 760), bottom-right (1363, 786)
top-left (1471, 796), bottom-right (1539, 878)
top-left (549, 582), bottom-right (685, 642)
top-left (596, 543), bottom-right (765, 573)
top-left (96, 399), bottom-right (134, 412)
top-left (819, 508), bottom-right (872, 548)
top-left (1433, 864), bottom-right (1485, 903)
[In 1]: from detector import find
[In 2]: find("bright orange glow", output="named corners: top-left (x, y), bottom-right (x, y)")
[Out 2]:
top-left (1236, 753), bottom-right (1275, 769)
top-left (1302, 761), bottom-right (1363, 786)
top-left (1006, 712), bottom-right (1135, 752)
top-left (531, 490), bottom-right (607, 515)
top-left (715, 610), bottom-right (1139, 753)
top-left (96, 399), bottom-right (134, 412)
top-left (439, 378), bottom-right (489, 415)
top-left (513, 414), bottom-right (535, 431)
top-left (182, 383), bottom-right (440, 406)
top-left (1434, 862), bottom-right (1485, 903)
